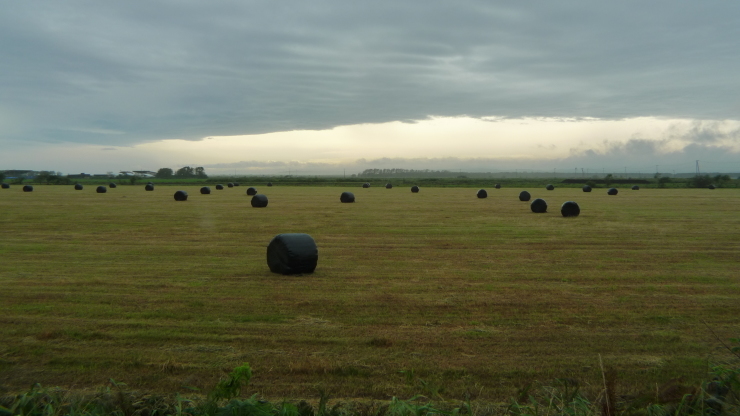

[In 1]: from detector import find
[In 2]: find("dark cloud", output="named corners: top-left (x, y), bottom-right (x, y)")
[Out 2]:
top-left (1, 1), bottom-right (739, 147)
top-left (564, 139), bottom-right (739, 174)
top-left (667, 120), bottom-right (740, 144)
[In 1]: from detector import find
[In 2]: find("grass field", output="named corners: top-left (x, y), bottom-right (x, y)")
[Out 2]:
top-left (0, 184), bottom-right (738, 402)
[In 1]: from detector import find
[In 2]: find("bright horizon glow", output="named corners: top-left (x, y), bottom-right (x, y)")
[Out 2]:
top-left (2, 116), bottom-right (739, 175)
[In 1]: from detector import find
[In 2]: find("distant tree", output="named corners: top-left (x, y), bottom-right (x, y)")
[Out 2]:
top-left (658, 176), bottom-right (671, 188)
top-left (690, 175), bottom-right (712, 188)
top-left (129, 176), bottom-right (139, 185)
top-left (33, 171), bottom-right (70, 185)
top-left (156, 168), bottom-right (174, 178)
top-left (175, 166), bottom-right (195, 178)
top-left (35, 171), bottom-right (52, 184)
top-left (713, 174), bottom-right (731, 187)
top-left (0, 172), bottom-right (5, 183)
top-left (604, 174), bottom-right (613, 186)
top-left (195, 167), bottom-right (207, 178)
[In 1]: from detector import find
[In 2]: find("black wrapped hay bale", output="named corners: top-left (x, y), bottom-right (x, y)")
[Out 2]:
top-left (530, 198), bottom-right (547, 213)
top-left (631, 185), bottom-right (640, 190)
top-left (227, 182), bottom-right (234, 188)
top-left (234, 183), bottom-right (240, 187)
top-left (96, 186), bottom-right (107, 193)
top-left (23, 185), bottom-right (33, 192)
top-left (561, 201), bottom-right (580, 217)
top-left (246, 187), bottom-right (258, 196)
top-left (216, 184), bottom-right (224, 190)
top-left (362, 183), bottom-right (370, 188)
top-left (267, 182), bottom-right (273, 187)
top-left (495, 183), bottom-right (501, 189)
top-left (708, 184), bottom-right (716, 190)
top-left (200, 186), bottom-right (211, 195)
top-left (582, 185), bottom-right (592, 192)
top-left (411, 185), bottom-right (419, 193)
top-left (1, 183), bottom-right (9, 189)
top-left (74, 183), bottom-right (83, 190)
top-left (174, 190), bottom-right (188, 201)
top-left (519, 191), bottom-right (531, 201)
top-left (546, 184), bottom-right (555, 190)
top-left (267, 233), bottom-right (318, 275)
top-left (477, 189), bottom-right (488, 199)
top-left (109, 183), bottom-right (117, 188)
top-left (340, 191), bottom-right (355, 203)
top-left (251, 194), bottom-right (268, 208)
top-left (607, 188), bottom-right (618, 195)
top-left (145, 184), bottom-right (154, 191)
top-left (385, 183), bottom-right (392, 189)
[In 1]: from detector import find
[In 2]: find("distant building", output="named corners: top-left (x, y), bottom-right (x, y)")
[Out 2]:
top-left (1, 170), bottom-right (36, 179)
top-left (120, 170), bottom-right (156, 178)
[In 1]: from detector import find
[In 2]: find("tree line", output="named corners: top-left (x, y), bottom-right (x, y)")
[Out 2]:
top-left (156, 166), bottom-right (207, 179)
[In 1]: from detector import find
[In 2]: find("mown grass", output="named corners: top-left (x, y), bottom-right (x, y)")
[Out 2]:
top-left (0, 185), bottom-right (738, 403)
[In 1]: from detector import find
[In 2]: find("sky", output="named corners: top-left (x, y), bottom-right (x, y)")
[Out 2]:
top-left (1, 1), bottom-right (739, 176)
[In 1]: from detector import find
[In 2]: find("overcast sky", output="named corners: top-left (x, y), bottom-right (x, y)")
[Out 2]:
top-left (1, 1), bottom-right (739, 175)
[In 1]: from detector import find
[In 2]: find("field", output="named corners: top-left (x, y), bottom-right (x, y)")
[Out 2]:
top-left (0, 184), bottom-right (738, 402)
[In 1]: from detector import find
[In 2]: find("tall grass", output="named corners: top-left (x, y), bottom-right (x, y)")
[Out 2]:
top-left (1, 357), bottom-right (738, 415)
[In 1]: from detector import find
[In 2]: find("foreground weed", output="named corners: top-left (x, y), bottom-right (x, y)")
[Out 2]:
top-left (2, 357), bottom-right (739, 416)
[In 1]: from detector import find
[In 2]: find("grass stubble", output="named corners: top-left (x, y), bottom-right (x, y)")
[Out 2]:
top-left (0, 185), bottom-right (738, 403)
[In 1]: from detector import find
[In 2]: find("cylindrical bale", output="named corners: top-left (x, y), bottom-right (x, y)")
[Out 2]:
top-left (546, 184), bottom-right (555, 190)
top-left (200, 186), bottom-right (211, 195)
top-left (495, 183), bottom-right (501, 189)
top-left (267, 233), bottom-right (318, 275)
top-left (340, 191), bottom-right (355, 203)
top-left (174, 190), bottom-right (188, 201)
top-left (385, 183), bottom-right (392, 189)
top-left (362, 183), bottom-right (370, 188)
top-left (251, 194), bottom-right (269, 208)
top-left (215, 184), bottom-right (224, 190)
top-left (96, 186), bottom-right (107, 193)
top-left (1, 183), bottom-right (9, 189)
top-left (145, 184), bottom-right (154, 191)
top-left (23, 185), bottom-right (33, 192)
top-left (530, 198), bottom-right (547, 213)
top-left (607, 188), bottom-right (618, 195)
top-left (477, 189), bottom-right (488, 199)
top-left (74, 183), bottom-right (83, 190)
top-left (561, 201), bottom-right (580, 217)
top-left (246, 187), bottom-right (258, 196)
top-left (267, 182), bottom-right (273, 187)
top-left (631, 185), bottom-right (640, 190)
top-left (411, 185), bottom-right (420, 193)
top-left (708, 184), bottom-right (716, 189)
top-left (234, 183), bottom-right (240, 186)
top-left (227, 183), bottom-right (234, 188)
top-left (519, 191), bottom-right (531, 201)
top-left (582, 185), bottom-right (592, 192)
top-left (109, 183), bottom-right (117, 188)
